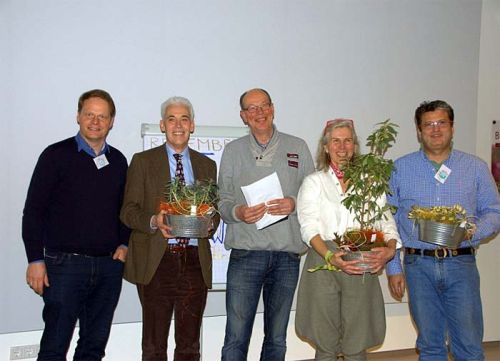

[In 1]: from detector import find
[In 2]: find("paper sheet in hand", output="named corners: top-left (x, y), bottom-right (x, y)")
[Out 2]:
top-left (241, 172), bottom-right (286, 229)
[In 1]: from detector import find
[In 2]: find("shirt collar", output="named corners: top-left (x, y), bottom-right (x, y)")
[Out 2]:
top-left (251, 124), bottom-right (277, 149)
top-left (75, 132), bottom-right (109, 157)
top-left (165, 143), bottom-right (190, 158)
top-left (419, 147), bottom-right (456, 171)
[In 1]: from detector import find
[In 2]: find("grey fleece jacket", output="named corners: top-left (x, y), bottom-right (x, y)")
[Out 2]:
top-left (218, 127), bottom-right (314, 253)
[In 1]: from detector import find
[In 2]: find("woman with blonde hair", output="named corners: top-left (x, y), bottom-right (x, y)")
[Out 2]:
top-left (295, 118), bottom-right (401, 361)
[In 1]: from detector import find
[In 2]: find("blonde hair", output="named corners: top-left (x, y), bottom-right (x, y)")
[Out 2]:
top-left (316, 118), bottom-right (360, 171)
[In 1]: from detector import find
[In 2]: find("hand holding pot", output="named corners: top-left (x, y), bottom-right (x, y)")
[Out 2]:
top-left (362, 239), bottom-right (397, 273)
top-left (153, 210), bottom-right (174, 238)
top-left (328, 250), bottom-right (366, 275)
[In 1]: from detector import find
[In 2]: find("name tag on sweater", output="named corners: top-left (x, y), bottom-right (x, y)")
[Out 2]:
top-left (94, 154), bottom-right (109, 169)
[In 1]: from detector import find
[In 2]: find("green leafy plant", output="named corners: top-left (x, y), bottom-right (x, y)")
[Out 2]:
top-left (309, 120), bottom-right (399, 272)
top-left (339, 119), bottom-right (398, 250)
top-left (161, 178), bottom-right (218, 216)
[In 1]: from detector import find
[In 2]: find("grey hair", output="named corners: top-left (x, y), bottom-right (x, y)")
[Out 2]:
top-left (160, 96), bottom-right (195, 119)
top-left (316, 119), bottom-right (360, 172)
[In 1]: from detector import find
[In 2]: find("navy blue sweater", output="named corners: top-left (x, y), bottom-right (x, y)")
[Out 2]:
top-left (22, 137), bottom-right (130, 262)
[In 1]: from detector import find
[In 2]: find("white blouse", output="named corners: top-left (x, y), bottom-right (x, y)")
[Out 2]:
top-left (297, 168), bottom-right (402, 248)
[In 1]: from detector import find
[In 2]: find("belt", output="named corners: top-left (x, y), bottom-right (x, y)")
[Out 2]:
top-left (72, 252), bottom-right (114, 258)
top-left (405, 247), bottom-right (475, 259)
top-left (46, 249), bottom-right (113, 258)
top-left (165, 244), bottom-right (197, 254)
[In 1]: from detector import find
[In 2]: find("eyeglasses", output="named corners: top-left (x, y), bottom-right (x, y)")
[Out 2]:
top-left (82, 112), bottom-right (111, 122)
top-left (243, 103), bottom-right (272, 114)
top-left (421, 120), bottom-right (452, 129)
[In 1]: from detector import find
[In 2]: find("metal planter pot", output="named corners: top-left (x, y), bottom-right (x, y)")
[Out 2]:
top-left (341, 251), bottom-right (375, 273)
top-left (165, 214), bottom-right (212, 238)
top-left (418, 219), bottom-right (466, 248)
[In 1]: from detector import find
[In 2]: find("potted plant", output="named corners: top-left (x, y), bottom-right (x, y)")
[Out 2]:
top-left (160, 178), bottom-right (218, 238)
top-left (336, 119), bottom-right (398, 269)
top-left (408, 204), bottom-right (472, 248)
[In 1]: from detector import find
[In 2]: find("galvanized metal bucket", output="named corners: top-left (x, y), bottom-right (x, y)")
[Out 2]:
top-left (341, 251), bottom-right (374, 273)
top-left (165, 214), bottom-right (212, 238)
top-left (418, 219), bottom-right (466, 248)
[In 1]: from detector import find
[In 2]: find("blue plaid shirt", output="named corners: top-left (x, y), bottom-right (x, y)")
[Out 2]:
top-left (386, 149), bottom-right (500, 275)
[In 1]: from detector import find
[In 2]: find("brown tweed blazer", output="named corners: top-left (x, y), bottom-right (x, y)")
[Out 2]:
top-left (120, 145), bottom-right (218, 288)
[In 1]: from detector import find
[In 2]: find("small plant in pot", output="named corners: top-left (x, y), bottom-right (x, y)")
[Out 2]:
top-left (408, 204), bottom-right (474, 249)
top-left (160, 178), bottom-right (218, 238)
top-left (336, 119), bottom-right (398, 270)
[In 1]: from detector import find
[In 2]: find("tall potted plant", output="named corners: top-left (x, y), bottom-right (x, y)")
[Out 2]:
top-left (336, 120), bottom-right (398, 267)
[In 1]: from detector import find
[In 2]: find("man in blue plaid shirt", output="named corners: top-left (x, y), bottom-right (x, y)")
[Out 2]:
top-left (386, 100), bottom-right (500, 361)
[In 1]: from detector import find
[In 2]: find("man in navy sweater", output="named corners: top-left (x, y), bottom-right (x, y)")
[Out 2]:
top-left (22, 89), bottom-right (130, 361)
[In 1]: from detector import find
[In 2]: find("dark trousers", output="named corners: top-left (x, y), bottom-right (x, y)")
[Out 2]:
top-left (138, 247), bottom-right (208, 361)
top-left (38, 251), bottom-right (123, 361)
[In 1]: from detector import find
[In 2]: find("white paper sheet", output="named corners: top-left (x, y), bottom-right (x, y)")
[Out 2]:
top-left (240, 172), bottom-right (286, 229)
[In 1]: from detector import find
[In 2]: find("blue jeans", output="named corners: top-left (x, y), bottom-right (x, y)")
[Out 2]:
top-left (221, 249), bottom-right (300, 361)
top-left (404, 253), bottom-right (484, 361)
top-left (37, 251), bottom-right (123, 361)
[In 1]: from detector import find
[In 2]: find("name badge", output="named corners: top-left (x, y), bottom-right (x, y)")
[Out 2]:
top-left (434, 164), bottom-right (451, 184)
top-left (94, 154), bottom-right (109, 170)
